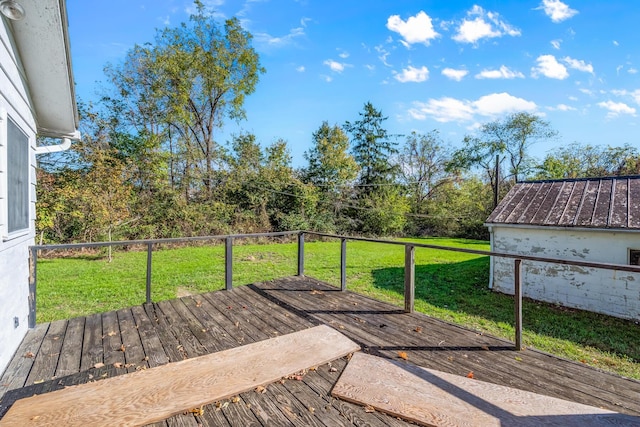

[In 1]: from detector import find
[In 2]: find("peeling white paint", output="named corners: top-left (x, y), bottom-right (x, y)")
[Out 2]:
top-left (490, 226), bottom-right (640, 320)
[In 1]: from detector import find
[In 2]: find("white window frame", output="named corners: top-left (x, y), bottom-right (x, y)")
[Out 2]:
top-left (0, 106), bottom-right (31, 241)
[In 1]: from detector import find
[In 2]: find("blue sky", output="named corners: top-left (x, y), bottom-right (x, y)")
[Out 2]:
top-left (67, 0), bottom-right (640, 167)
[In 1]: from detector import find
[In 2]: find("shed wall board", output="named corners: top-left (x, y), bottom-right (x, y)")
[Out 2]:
top-left (491, 226), bottom-right (640, 320)
top-left (0, 20), bottom-right (37, 375)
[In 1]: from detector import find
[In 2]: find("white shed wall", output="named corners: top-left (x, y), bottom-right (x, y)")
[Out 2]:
top-left (491, 226), bottom-right (640, 320)
top-left (0, 21), bottom-right (38, 375)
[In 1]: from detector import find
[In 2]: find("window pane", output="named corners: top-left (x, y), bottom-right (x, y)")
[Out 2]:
top-left (7, 118), bottom-right (29, 233)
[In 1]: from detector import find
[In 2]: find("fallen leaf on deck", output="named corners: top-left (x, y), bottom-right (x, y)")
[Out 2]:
top-left (113, 362), bottom-right (123, 368)
top-left (119, 344), bottom-right (126, 352)
top-left (329, 366), bottom-right (338, 373)
top-left (187, 405), bottom-right (204, 416)
top-left (466, 371), bottom-right (474, 379)
top-left (93, 362), bottom-right (105, 369)
top-left (310, 289), bottom-right (324, 295)
top-left (255, 385), bottom-right (266, 394)
top-left (397, 351), bottom-right (408, 360)
top-left (308, 406), bottom-right (315, 413)
top-left (232, 396), bottom-right (240, 403)
top-left (514, 356), bottom-right (523, 362)
top-left (107, 331), bottom-right (116, 337)
top-left (364, 405), bottom-right (376, 413)
top-left (413, 326), bottom-right (423, 333)
top-left (24, 352), bottom-right (35, 358)
top-left (33, 379), bottom-right (44, 384)
top-left (481, 346), bottom-right (490, 351)
top-left (195, 300), bottom-right (202, 308)
top-left (235, 321), bottom-right (240, 327)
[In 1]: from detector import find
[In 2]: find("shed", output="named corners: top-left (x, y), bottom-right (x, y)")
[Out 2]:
top-left (485, 176), bottom-right (640, 320)
top-left (0, 0), bottom-right (78, 374)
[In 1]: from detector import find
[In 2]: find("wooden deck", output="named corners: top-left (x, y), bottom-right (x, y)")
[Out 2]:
top-left (1, 276), bottom-right (639, 426)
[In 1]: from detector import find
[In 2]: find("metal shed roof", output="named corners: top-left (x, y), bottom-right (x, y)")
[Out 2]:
top-left (486, 176), bottom-right (640, 230)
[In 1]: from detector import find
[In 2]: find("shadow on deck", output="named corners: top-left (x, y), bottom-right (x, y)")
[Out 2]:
top-left (1, 276), bottom-right (639, 426)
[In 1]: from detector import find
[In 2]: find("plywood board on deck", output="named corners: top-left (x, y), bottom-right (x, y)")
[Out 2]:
top-left (331, 352), bottom-right (640, 427)
top-left (0, 325), bottom-right (359, 427)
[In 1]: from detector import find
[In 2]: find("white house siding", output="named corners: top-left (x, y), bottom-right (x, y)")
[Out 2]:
top-left (491, 226), bottom-right (640, 320)
top-left (0, 21), bottom-right (38, 374)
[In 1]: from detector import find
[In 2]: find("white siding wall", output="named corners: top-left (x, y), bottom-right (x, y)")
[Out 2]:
top-left (0, 20), bottom-right (38, 374)
top-left (491, 226), bottom-right (640, 320)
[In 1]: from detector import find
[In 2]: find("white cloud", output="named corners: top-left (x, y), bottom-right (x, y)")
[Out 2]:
top-left (296, 66), bottom-right (305, 72)
top-left (549, 104), bottom-right (576, 111)
top-left (474, 93), bottom-right (537, 116)
top-left (323, 59), bottom-right (350, 73)
top-left (375, 45), bottom-right (392, 67)
top-left (387, 11), bottom-right (440, 46)
top-left (613, 40), bottom-right (619, 46)
top-left (597, 101), bottom-right (636, 118)
top-left (531, 55), bottom-right (568, 79)
top-left (394, 65), bottom-right (429, 83)
top-left (442, 68), bottom-right (468, 81)
top-left (365, 64), bottom-right (375, 71)
top-left (629, 68), bottom-right (638, 74)
top-left (475, 65), bottom-right (524, 79)
top-left (408, 92), bottom-right (536, 123)
top-left (551, 39), bottom-right (562, 50)
top-left (611, 89), bottom-right (640, 105)
top-left (453, 5), bottom-right (520, 45)
top-left (562, 57), bottom-right (594, 74)
top-left (579, 88), bottom-right (594, 96)
top-left (321, 75), bottom-right (333, 83)
top-left (539, 0), bottom-right (578, 23)
top-left (254, 27), bottom-right (305, 47)
top-left (410, 97), bottom-right (475, 122)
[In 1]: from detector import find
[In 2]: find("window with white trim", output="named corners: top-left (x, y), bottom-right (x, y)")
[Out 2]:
top-left (5, 116), bottom-right (29, 235)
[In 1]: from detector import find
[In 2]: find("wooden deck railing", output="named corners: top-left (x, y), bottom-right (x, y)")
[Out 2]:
top-left (29, 231), bottom-right (640, 350)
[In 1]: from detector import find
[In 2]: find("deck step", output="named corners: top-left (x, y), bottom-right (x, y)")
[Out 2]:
top-left (0, 325), bottom-right (359, 427)
top-left (331, 352), bottom-right (640, 427)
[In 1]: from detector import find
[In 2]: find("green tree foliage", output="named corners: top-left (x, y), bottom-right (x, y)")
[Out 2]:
top-left (344, 102), bottom-right (398, 187)
top-left (449, 112), bottom-right (557, 204)
top-left (535, 143), bottom-right (640, 179)
top-left (105, 1), bottom-right (264, 200)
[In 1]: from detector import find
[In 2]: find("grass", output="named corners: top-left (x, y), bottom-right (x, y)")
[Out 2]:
top-left (36, 237), bottom-right (640, 380)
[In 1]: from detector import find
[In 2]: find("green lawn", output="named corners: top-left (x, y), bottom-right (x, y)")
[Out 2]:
top-left (36, 237), bottom-right (640, 380)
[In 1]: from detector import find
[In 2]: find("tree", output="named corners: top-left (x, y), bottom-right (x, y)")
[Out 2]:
top-left (105, 1), bottom-right (264, 200)
top-left (304, 121), bottom-right (359, 192)
top-left (398, 130), bottom-right (451, 214)
top-left (344, 102), bottom-right (398, 187)
top-left (448, 112), bottom-right (557, 204)
top-left (535, 143), bottom-right (640, 179)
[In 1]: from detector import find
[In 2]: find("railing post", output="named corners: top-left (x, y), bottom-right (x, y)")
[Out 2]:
top-left (514, 258), bottom-right (523, 350)
top-left (404, 244), bottom-right (415, 313)
top-left (145, 243), bottom-right (153, 304)
top-left (28, 247), bottom-right (37, 328)
top-left (340, 238), bottom-right (347, 291)
top-left (297, 232), bottom-right (305, 276)
top-left (225, 237), bottom-right (233, 290)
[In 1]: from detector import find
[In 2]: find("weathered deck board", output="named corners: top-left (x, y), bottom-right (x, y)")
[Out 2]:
top-left (1, 275), bottom-right (639, 426)
top-left (332, 352), bottom-right (640, 427)
top-left (0, 325), bottom-right (359, 427)
top-left (251, 277), bottom-right (640, 414)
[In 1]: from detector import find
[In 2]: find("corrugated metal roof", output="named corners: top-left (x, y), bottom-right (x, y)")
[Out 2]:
top-left (486, 176), bottom-right (640, 229)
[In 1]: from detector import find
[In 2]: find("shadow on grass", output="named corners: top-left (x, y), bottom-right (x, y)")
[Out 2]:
top-left (372, 257), bottom-right (640, 364)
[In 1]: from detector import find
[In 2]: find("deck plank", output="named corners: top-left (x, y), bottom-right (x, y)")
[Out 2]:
top-left (54, 316), bottom-right (84, 377)
top-left (332, 352), bottom-right (640, 427)
top-left (79, 313), bottom-right (103, 371)
top-left (0, 325), bottom-right (359, 427)
top-left (24, 320), bottom-right (67, 385)
top-left (0, 323), bottom-right (48, 396)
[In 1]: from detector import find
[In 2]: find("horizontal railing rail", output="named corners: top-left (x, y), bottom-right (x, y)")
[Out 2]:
top-left (29, 230), bottom-right (640, 351)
